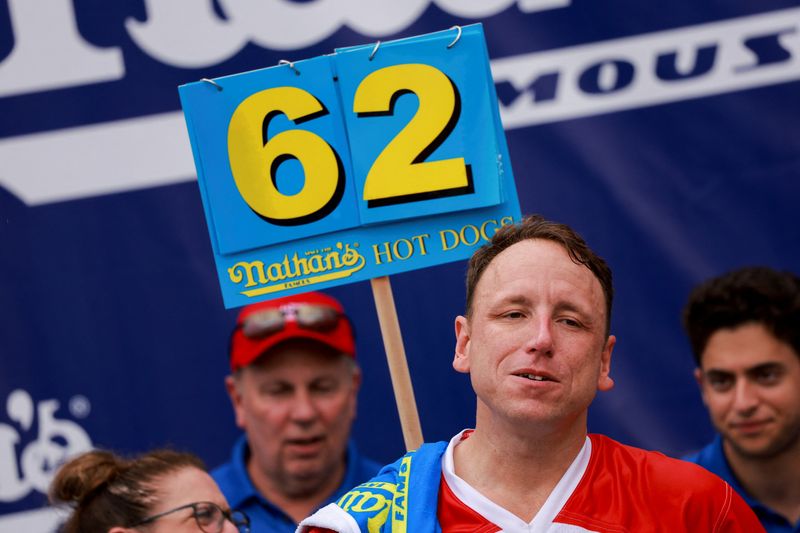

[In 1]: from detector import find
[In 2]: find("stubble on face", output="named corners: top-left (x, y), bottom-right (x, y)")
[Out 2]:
top-left (230, 344), bottom-right (359, 500)
top-left (454, 239), bottom-right (614, 430)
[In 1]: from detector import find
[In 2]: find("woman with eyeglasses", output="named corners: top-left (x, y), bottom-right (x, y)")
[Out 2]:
top-left (49, 449), bottom-right (250, 533)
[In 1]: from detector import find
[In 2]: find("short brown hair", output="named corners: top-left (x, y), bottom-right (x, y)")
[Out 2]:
top-left (465, 214), bottom-right (614, 336)
top-left (49, 449), bottom-right (205, 533)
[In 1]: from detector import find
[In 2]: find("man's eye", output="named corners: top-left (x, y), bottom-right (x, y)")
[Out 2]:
top-left (755, 368), bottom-right (782, 385)
top-left (313, 380), bottom-right (339, 394)
top-left (502, 311), bottom-right (525, 319)
top-left (260, 385), bottom-right (291, 396)
top-left (559, 318), bottom-right (581, 328)
top-left (707, 376), bottom-right (733, 391)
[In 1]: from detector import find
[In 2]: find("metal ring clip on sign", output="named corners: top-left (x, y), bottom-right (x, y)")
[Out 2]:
top-left (447, 25), bottom-right (462, 49)
top-left (201, 78), bottom-right (223, 91)
top-left (370, 25), bottom-right (460, 60)
top-left (368, 40), bottom-right (381, 61)
top-left (278, 59), bottom-right (300, 75)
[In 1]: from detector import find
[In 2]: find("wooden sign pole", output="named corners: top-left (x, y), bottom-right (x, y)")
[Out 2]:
top-left (370, 276), bottom-right (424, 451)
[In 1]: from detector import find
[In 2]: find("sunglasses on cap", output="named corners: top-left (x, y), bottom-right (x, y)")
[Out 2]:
top-left (239, 304), bottom-right (344, 338)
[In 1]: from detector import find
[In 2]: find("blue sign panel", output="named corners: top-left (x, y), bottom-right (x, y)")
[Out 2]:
top-left (179, 24), bottom-right (520, 308)
top-left (334, 25), bottom-right (502, 225)
top-left (180, 55), bottom-right (361, 254)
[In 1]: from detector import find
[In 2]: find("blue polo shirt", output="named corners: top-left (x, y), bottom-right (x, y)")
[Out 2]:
top-left (211, 435), bottom-right (381, 533)
top-left (684, 435), bottom-right (799, 533)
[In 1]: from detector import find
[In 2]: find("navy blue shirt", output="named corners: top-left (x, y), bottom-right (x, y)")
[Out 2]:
top-left (212, 435), bottom-right (381, 533)
top-left (684, 435), bottom-right (799, 533)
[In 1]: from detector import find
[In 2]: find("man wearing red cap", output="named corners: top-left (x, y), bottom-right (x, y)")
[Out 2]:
top-left (211, 291), bottom-right (381, 533)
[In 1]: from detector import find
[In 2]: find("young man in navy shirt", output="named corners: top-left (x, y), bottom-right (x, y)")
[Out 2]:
top-left (684, 267), bottom-right (800, 532)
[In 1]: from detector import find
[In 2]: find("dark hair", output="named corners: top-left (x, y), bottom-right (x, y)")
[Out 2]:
top-left (49, 449), bottom-right (205, 533)
top-left (682, 266), bottom-right (800, 365)
top-left (465, 214), bottom-right (614, 336)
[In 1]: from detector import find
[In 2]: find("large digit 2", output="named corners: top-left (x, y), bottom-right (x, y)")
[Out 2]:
top-left (228, 86), bottom-right (344, 225)
top-left (353, 63), bottom-right (470, 207)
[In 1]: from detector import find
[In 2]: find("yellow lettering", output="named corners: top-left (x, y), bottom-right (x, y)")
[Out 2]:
top-left (373, 242), bottom-right (393, 264)
top-left (228, 261), bottom-right (266, 288)
top-left (341, 243), bottom-right (362, 267)
top-left (410, 234), bottom-right (429, 256)
top-left (439, 228), bottom-right (459, 251)
top-left (459, 224), bottom-right (481, 246)
top-left (480, 219), bottom-right (499, 240)
top-left (292, 254), bottom-right (308, 275)
top-left (282, 255), bottom-right (297, 277)
top-left (338, 489), bottom-right (393, 513)
top-left (352, 493), bottom-right (389, 513)
top-left (266, 262), bottom-right (286, 282)
top-left (368, 507), bottom-right (390, 533)
top-left (307, 254), bottom-right (324, 273)
top-left (392, 239), bottom-right (414, 260)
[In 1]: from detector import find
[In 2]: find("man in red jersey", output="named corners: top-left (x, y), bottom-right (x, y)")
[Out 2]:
top-left (299, 215), bottom-right (763, 532)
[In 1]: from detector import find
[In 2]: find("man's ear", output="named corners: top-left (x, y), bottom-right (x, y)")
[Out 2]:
top-left (344, 362), bottom-right (362, 422)
top-left (694, 367), bottom-right (708, 405)
top-left (453, 315), bottom-right (471, 374)
top-left (597, 335), bottom-right (616, 392)
top-left (350, 363), bottom-right (363, 393)
top-left (694, 367), bottom-right (704, 386)
top-left (225, 374), bottom-right (247, 429)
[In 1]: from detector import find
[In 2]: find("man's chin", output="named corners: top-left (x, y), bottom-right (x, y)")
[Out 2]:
top-left (280, 465), bottom-right (334, 497)
top-left (285, 460), bottom-right (324, 479)
top-left (726, 434), bottom-right (789, 460)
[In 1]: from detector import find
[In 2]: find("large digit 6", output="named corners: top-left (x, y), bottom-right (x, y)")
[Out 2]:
top-left (354, 63), bottom-right (469, 207)
top-left (228, 86), bottom-right (343, 225)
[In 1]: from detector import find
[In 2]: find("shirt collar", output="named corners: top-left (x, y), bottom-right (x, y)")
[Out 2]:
top-left (329, 440), bottom-right (363, 503)
top-left (708, 434), bottom-right (784, 518)
top-left (224, 434), bottom-right (263, 509)
top-left (704, 436), bottom-right (758, 505)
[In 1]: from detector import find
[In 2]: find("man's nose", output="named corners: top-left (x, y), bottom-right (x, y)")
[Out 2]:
top-left (289, 390), bottom-right (318, 423)
top-left (732, 379), bottom-right (759, 415)
top-left (524, 317), bottom-right (554, 356)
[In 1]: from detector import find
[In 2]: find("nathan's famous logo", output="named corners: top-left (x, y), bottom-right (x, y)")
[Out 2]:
top-left (335, 454), bottom-right (411, 533)
top-left (337, 481), bottom-right (397, 532)
top-left (228, 241), bottom-right (365, 297)
top-left (0, 389), bottom-right (93, 503)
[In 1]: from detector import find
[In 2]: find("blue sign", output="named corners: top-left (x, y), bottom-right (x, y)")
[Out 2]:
top-left (179, 24), bottom-right (521, 308)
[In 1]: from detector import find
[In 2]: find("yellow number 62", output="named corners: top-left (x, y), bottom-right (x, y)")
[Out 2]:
top-left (227, 86), bottom-right (344, 226)
top-left (227, 63), bottom-right (469, 224)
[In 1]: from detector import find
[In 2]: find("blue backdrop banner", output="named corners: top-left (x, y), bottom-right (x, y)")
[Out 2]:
top-left (1, 1), bottom-right (798, 531)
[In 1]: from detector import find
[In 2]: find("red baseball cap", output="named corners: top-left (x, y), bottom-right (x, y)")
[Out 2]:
top-left (229, 291), bottom-right (355, 372)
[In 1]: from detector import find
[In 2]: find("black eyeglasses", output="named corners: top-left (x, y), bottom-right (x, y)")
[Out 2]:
top-left (240, 304), bottom-right (344, 338)
top-left (132, 501), bottom-right (250, 533)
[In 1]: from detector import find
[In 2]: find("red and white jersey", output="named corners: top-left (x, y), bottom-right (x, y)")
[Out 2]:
top-left (301, 431), bottom-right (763, 533)
top-left (438, 430), bottom-right (764, 533)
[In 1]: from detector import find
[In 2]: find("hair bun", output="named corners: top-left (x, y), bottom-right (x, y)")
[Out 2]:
top-left (49, 450), bottom-right (124, 506)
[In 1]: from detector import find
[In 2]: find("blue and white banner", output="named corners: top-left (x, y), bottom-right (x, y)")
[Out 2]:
top-left (1, 1), bottom-right (798, 530)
